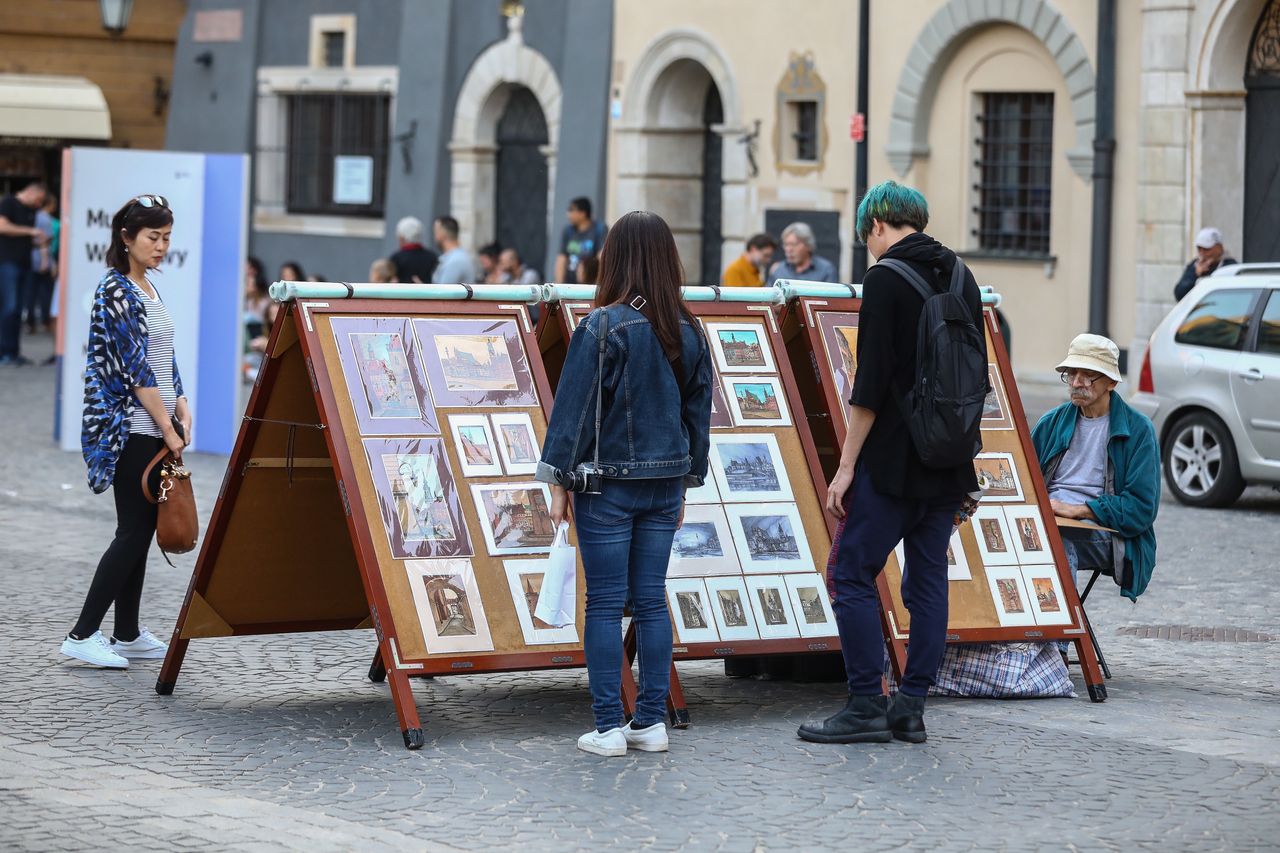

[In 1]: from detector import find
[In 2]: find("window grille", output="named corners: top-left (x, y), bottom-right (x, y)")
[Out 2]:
top-left (790, 100), bottom-right (818, 162)
top-left (284, 93), bottom-right (390, 217)
top-left (972, 93), bottom-right (1053, 255)
top-left (322, 31), bottom-right (346, 68)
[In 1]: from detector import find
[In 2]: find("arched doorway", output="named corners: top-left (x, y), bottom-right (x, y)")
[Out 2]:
top-left (700, 85), bottom-right (724, 285)
top-left (495, 87), bottom-right (549, 276)
top-left (1245, 0), bottom-right (1280, 261)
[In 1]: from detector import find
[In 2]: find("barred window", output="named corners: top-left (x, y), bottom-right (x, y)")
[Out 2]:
top-left (284, 93), bottom-right (390, 217)
top-left (788, 100), bottom-right (818, 162)
top-left (972, 93), bottom-right (1053, 255)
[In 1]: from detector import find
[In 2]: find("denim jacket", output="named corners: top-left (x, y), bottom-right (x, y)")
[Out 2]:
top-left (537, 304), bottom-right (713, 488)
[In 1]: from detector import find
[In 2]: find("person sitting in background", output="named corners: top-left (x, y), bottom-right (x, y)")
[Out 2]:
top-left (577, 255), bottom-right (599, 285)
top-left (390, 215), bottom-right (438, 284)
top-left (1174, 227), bottom-right (1237, 302)
top-left (767, 222), bottom-right (837, 285)
top-left (278, 260), bottom-right (305, 283)
top-left (722, 233), bottom-right (777, 287)
top-left (249, 301), bottom-right (282, 354)
top-left (499, 247), bottom-right (541, 286)
top-left (1032, 334), bottom-right (1159, 601)
top-left (432, 216), bottom-right (479, 284)
top-left (243, 256), bottom-right (268, 340)
top-left (478, 242), bottom-right (506, 283)
top-left (369, 258), bottom-right (396, 284)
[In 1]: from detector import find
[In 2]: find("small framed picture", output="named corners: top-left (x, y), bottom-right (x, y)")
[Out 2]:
top-left (972, 506), bottom-right (1019, 567)
top-left (705, 321), bottom-right (777, 374)
top-left (502, 559), bottom-right (580, 645)
top-left (405, 558), bottom-right (495, 654)
top-left (703, 576), bottom-right (760, 641)
top-left (745, 576), bottom-right (800, 639)
top-left (784, 574), bottom-right (838, 638)
top-left (470, 482), bottom-right (557, 555)
top-left (1004, 504), bottom-right (1051, 563)
top-left (984, 565), bottom-right (1036, 627)
top-left (725, 375), bottom-right (791, 427)
top-left (893, 527), bottom-right (971, 581)
top-left (726, 503), bottom-right (815, 574)
top-left (447, 414), bottom-right (503, 477)
top-left (665, 578), bottom-right (720, 644)
top-left (973, 451), bottom-right (1025, 502)
top-left (490, 412), bottom-right (540, 476)
top-left (709, 433), bottom-right (793, 503)
top-left (982, 365), bottom-right (1015, 430)
top-left (710, 377), bottom-right (734, 429)
top-left (668, 505), bottom-right (741, 578)
top-left (1019, 565), bottom-right (1073, 626)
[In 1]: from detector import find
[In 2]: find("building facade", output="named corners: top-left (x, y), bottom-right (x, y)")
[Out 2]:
top-left (166, 0), bottom-right (613, 283)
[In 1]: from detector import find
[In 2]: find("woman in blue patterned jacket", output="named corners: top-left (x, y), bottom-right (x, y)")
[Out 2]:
top-left (62, 195), bottom-right (191, 669)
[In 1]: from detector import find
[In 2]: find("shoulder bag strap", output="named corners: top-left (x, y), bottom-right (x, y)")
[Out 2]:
top-left (141, 447), bottom-right (171, 504)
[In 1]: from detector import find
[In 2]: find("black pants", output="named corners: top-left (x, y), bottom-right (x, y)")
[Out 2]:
top-left (72, 434), bottom-right (164, 641)
top-left (25, 270), bottom-right (54, 329)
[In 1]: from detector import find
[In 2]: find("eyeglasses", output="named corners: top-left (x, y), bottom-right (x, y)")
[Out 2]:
top-left (1060, 369), bottom-right (1104, 387)
top-left (131, 194), bottom-right (169, 210)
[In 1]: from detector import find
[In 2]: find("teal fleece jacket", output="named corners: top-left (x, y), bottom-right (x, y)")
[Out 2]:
top-left (1031, 392), bottom-right (1160, 601)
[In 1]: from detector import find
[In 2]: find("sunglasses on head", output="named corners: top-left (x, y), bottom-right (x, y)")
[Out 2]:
top-left (131, 194), bottom-right (169, 210)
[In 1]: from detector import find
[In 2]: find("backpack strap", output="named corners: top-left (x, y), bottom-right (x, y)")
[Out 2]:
top-left (949, 257), bottom-right (968, 296)
top-left (876, 258), bottom-right (936, 303)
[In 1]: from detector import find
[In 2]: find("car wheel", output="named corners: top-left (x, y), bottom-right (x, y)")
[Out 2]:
top-left (1163, 412), bottom-right (1246, 508)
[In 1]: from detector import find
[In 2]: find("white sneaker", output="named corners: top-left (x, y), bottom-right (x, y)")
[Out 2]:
top-left (577, 727), bottom-right (627, 757)
top-left (623, 721), bottom-right (669, 752)
top-left (111, 627), bottom-right (169, 659)
top-left (60, 631), bottom-right (129, 668)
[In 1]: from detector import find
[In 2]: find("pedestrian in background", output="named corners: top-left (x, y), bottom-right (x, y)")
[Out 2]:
top-left (722, 233), bottom-right (777, 287)
top-left (431, 216), bottom-right (479, 284)
top-left (0, 179), bottom-right (49, 365)
top-left (1173, 227), bottom-right (1237, 301)
top-left (499, 247), bottom-right (541, 286)
top-left (26, 194), bottom-right (59, 333)
top-left (278, 260), bottom-right (306, 283)
top-left (537, 211), bottom-right (713, 757)
top-left (555, 197), bottom-right (607, 283)
top-left (767, 222), bottom-right (837, 285)
top-left (576, 255), bottom-right (599, 285)
top-left (243, 256), bottom-right (268, 340)
top-left (391, 216), bottom-right (438, 284)
top-left (369, 258), bottom-right (396, 283)
top-left (65, 194), bottom-right (190, 669)
top-left (478, 242), bottom-right (506, 283)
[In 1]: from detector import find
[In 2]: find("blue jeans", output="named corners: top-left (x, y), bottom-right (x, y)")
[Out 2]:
top-left (574, 476), bottom-right (682, 731)
top-left (832, 464), bottom-right (961, 697)
top-left (0, 262), bottom-right (29, 360)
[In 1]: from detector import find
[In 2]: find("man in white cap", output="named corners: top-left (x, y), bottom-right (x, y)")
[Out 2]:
top-left (1031, 334), bottom-right (1159, 603)
top-left (1173, 227), bottom-right (1237, 301)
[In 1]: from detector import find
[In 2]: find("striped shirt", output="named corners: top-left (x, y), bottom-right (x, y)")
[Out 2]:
top-left (127, 281), bottom-right (178, 438)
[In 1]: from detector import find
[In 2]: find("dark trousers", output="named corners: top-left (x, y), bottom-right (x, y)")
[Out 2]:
top-left (25, 269), bottom-right (53, 328)
top-left (71, 434), bottom-right (164, 641)
top-left (0, 261), bottom-right (29, 359)
top-left (832, 464), bottom-right (961, 697)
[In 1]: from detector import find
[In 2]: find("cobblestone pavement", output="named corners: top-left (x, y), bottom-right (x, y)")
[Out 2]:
top-left (2, 333), bottom-right (1278, 851)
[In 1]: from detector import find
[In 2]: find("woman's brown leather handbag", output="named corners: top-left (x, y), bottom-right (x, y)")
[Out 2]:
top-left (142, 449), bottom-right (199, 559)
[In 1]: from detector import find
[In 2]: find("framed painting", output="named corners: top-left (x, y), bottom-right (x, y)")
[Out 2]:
top-left (705, 321), bottom-right (777, 374)
top-left (984, 565), bottom-right (1037, 627)
top-left (709, 433), bottom-right (793, 503)
top-left (703, 576), bottom-right (760, 642)
top-left (491, 412), bottom-right (540, 476)
top-left (726, 503), bottom-right (814, 574)
top-left (982, 365), bottom-right (1014, 430)
top-left (668, 504), bottom-right (741, 578)
top-left (363, 438), bottom-right (472, 559)
top-left (447, 414), bottom-right (503, 478)
top-left (502, 559), bottom-right (580, 645)
top-left (816, 311), bottom-right (859, 417)
top-left (724, 375), bottom-right (792, 428)
top-left (710, 377), bottom-right (734, 429)
top-left (330, 317), bottom-right (437, 436)
top-left (1004, 504), bottom-right (1051, 564)
top-left (405, 558), bottom-right (494, 654)
top-left (972, 506), bottom-right (1018, 567)
top-left (665, 578), bottom-right (720, 644)
top-left (745, 575), bottom-right (801, 639)
top-left (973, 452), bottom-right (1025, 502)
top-left (469, 482), bottom-right (557, 555)
top-left (784, 574), bottom-right (838, 638)
top-left (412, 317), bottom-right (538, 408)
top-left (1020, 564), bottom-right (1073, 626)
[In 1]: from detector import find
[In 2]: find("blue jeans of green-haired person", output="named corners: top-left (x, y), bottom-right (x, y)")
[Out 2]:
top-left (574, 476), bottom-right (683, 733)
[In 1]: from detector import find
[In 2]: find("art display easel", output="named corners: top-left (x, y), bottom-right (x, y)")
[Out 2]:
top-left (778, 284), bottom-right (1107, 701)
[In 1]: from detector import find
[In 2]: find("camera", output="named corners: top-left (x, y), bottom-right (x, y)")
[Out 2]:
top-left (558, 463), bottom-right (604, 495)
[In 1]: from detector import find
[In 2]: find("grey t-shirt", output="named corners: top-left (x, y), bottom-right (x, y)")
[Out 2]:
top-left (1049, 412), bottom-right (1110, 505)
top-left (432, 247), bottom-right (479, 284)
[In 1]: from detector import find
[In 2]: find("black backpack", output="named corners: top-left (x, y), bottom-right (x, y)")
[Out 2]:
top-left (876, 257), bottom-right (987, 469)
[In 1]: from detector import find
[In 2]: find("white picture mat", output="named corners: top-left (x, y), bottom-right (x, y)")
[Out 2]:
top-left (726, 502), bottom-right (814, 574)
top-left (784, 574), bottom-right (838, 638)
top-left (892, 528), bottom-right (971, 582)
top-left (469, 482), bottom-right (556, 555)
top-left (502, 559), bottom-right (579, 645)
top-left (669, 504), bottom-right (741, 577)
top-left (490, 412), bottom-right (540, 475)
top-left (745, 576), bottom-right (800, 639)
top-left (1004, 505), bottom-right (1052, 564)
top-left (709, 432), bottom-right (794, 503)
top-left (685, 474), bottom-right (720, 505)
top-left (974, 451), bottom-right (1025, 502)
top-left (448, 414), bottom-right (503, 477)
top-left (973, 506), bottom-right (1019, 567)
top-left (1020, 565), bottom-right (1074, 626)
top-left (405, 558), bottom-right (495, 653)
top-left (703, 576), bottom-right (761, 641)
top-left (724, 375), bottom-right (792, 428)
top-left (984, 566), bottom-right (1037, 627)
top-left (665, 578), bottom-right (720, 644)
top-left (705, 321), bottom-right (777, 374)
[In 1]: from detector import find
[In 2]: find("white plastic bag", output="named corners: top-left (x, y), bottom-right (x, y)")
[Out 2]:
top-left (534, 522), bottom-right (576, 628)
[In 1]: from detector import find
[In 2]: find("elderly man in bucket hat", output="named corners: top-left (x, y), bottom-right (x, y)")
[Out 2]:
top-left (1031, 334), bottom-right (1160, 602)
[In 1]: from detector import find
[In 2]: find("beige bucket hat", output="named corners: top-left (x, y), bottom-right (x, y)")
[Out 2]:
top-left (1056, 333), bottom-right (1122, 383)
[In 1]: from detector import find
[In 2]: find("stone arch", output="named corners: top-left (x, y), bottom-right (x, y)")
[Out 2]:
top-left (621, 28), bottom-right (742, 129)
top-left (1193, 0), bottom-right (1271, 90)
top-left (885, 0), bottom-right (1096, 179)
top-left (449, 17), bottom-right (562, 253)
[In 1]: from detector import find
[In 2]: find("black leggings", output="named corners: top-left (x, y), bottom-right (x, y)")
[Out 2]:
top-left (71, 433), bottom-right (164, 641)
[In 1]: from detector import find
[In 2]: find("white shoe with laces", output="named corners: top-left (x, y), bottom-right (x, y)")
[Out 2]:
top-left (577, 727), bottom-right (628, 757)
top-left (622, 721), bottom-right (669, 752)
top-left (111, 627), bottom-right (169, 659)
top-left (60, 631), bottom-right (129, 668)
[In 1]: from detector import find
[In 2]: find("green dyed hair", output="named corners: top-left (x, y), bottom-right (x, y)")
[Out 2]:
top-left (855, 181), bottom-right (929, 243)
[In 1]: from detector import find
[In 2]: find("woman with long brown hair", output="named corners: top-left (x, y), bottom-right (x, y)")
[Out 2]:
top-left (537, 211), bottom-right (712, 756)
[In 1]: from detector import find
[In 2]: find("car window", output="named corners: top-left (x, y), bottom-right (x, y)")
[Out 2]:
top-left (1174, 289), bottom-right (1260, 350)
top-left (1257, 290), bottom-right (1280, 356)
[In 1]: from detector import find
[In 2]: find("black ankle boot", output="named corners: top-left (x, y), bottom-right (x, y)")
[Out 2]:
top-left (797, 694), bottom-right (891, 744)
top-left (887, 694), bottom-right (927, 743)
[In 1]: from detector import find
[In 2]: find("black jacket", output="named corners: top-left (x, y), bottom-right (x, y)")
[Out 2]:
top-left (1174, 256), bottom-right (1236, 301)
top-left (390, 245), bottom-right (439, 284)
top-left (851, 232), bottom-right (985, 499)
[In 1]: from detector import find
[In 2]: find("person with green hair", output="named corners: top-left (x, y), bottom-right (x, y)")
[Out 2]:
top-left (797, 180), bottom-right (985, 746)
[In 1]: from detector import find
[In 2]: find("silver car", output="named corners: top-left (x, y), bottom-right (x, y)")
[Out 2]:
top-left (1130, 263), bottom-right (1280, 507)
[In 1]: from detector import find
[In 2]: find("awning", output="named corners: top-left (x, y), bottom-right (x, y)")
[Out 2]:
top-left (0, 74), bottom-right (111, 141)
